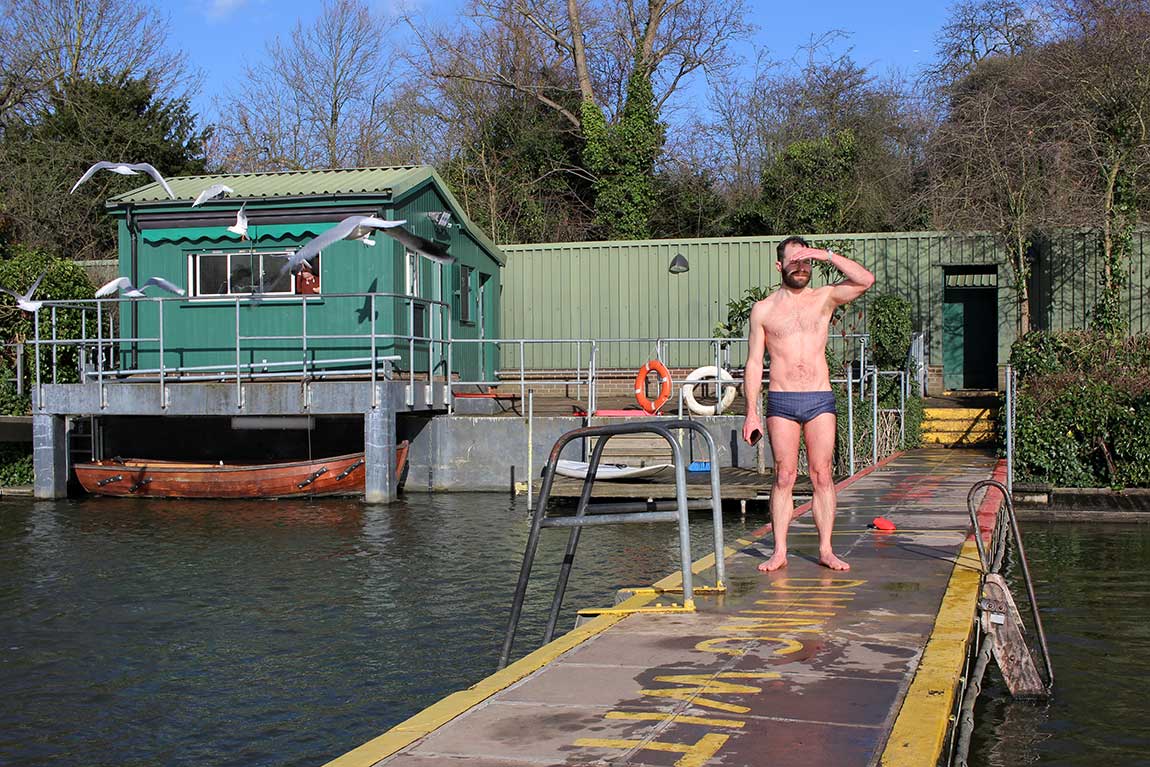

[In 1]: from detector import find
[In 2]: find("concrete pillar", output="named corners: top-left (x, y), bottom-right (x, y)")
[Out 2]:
top-left (364, 408), bottom-right (396, 504)
top-left (33, 413), bottom-right (69, 499)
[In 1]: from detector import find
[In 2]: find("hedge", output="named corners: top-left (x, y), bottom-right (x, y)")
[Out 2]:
top-left (1011, 331), bottom-right (1150, 487)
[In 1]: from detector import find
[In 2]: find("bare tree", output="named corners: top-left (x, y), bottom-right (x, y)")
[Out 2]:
top-left (0, 0), bottom-right (193, 126)
top-left (926, 0), bottom-right (1048, 89)
top-left (214, 0), bottom-right (398, 171)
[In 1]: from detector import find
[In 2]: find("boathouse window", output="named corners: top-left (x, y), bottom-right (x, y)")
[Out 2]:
top-left (458, 264), bottom-right (474, 324)
top-left (190, 251), bottom-right (314, 297)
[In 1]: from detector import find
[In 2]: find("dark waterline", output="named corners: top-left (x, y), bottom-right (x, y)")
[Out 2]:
top-left (968, 522), bottom-right (1150, 767)
top-left (0, 493), bottom-right (769, 767)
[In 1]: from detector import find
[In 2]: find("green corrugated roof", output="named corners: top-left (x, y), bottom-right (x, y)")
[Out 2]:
top-left (107, 165), bottom-right (505, 266)
top-left (107, 165), bottom-right (431, 204)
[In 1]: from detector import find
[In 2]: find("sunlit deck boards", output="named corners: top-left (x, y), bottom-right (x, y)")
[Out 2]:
top-left (328, 449), bottom-right (1000, 767)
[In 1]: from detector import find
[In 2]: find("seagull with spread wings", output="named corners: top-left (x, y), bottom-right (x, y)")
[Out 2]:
top-left (227, 203), bottom-right (249, 239)
top-left (0, 270), bottom-right (48, 312)
top-left (277, 216), bottom-right (409, 278)
top-left (192, 183), bottom-right (235, 207)
top-left (96, 276), bottom-right (185, 298)
top-left (71, 162), bottom-right (175, 199)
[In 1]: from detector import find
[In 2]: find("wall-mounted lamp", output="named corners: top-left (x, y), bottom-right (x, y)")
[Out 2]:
top-left (668, 253), bottom-right (689, 274)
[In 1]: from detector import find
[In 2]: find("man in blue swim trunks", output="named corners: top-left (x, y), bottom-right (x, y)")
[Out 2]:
top-left (743, 236), bottom-right (875, 571)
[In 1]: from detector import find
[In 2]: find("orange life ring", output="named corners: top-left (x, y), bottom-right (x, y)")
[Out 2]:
top-left (634, 359), bottom-right (672, 414)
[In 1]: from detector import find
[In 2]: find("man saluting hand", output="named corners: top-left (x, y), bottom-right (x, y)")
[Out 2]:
top-left (743, 236), bottom-right (875, 572)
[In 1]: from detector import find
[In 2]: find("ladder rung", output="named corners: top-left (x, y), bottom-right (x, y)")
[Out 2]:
top-left (540, 511), bottom-right (679, 527)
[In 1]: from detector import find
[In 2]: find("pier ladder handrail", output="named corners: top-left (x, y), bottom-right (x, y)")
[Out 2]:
top-left (497, 418), bottom-right (727, 670)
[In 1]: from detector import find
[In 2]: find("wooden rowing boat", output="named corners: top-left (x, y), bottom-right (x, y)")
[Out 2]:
top-left (74, 441), bottom-right (409, 499)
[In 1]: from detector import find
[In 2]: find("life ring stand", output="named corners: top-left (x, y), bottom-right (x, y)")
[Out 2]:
top-left (682, 366), bottom-right (738, 416)
top-left (634, 360), bottom-right (673, 414)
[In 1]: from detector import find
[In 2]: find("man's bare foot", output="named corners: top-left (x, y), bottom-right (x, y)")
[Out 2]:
top-left (819, 550), bottom-right (850, 571)
top-left (758, 551), bottom-right (788, 572)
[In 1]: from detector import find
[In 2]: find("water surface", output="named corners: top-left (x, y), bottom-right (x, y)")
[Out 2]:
top-left (0, 493), bottom-right (766, 767)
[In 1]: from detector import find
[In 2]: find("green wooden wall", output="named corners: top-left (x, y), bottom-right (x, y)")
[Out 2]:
top-left (500, 230), bottom-right (1150, 371)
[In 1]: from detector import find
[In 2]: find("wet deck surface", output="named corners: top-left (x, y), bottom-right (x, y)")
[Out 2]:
top-left (342, 450), bottom-right (997, 767)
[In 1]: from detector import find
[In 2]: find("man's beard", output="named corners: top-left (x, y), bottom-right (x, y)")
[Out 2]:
top-left (781, 270), bottom-right (810, 289)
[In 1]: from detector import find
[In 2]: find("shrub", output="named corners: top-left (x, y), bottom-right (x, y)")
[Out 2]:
top-left (1011, 331), bottom-right (1150, 487)
top-left (0, 444), bottom-right (33, 486)
top-left (867, 293), bottom-right (913, 369)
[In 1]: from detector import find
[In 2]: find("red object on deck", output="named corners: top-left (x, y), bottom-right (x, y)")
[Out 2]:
top-left (869, 516), bottom-right (897, 531)
top-left (593, 409), bottom-right (658, 417)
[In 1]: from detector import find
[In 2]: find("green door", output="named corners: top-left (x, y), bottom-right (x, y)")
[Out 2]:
top-left (942, 279), bottom-right (998, 390)
top-left (942, 300), bottom-right (965, 390)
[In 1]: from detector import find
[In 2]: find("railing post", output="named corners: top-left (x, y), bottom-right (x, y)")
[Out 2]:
top-left (846, 362), bottom-right (855, 476)
top-left (96, 301), bottom-right (104, 408)
top-left (898, 371), bottom-right (905, 447)
top-left (15, 343), bottom-right (24, 397)
top-left (370, 294), bottom-right (378, 408)
top-left (527, 389), bottom-right (534, 509)
top-left (80, 310), bottom-right (87, 378)
top-left (51, 306), bottom-right (58, 385)
top-left (158, 298), bottom-right (166, 408)
top-left (235, 298), bottom-right (242, 409)
top-left (1006, 365), bottom-right (1015, 494)
top-left (713, 338), bottom-right (724, 416)
top-left (302, 294), bottom-right (309, 376)
top-left (871, 366), bottom-right (879, 466)
top-left (34, 310), bottom-right (41, 409)
top-left (519, 340), bottom-right (526, 404)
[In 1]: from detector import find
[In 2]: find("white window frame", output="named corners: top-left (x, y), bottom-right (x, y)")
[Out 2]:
top-left (187, 249), bottom-right (306, 298)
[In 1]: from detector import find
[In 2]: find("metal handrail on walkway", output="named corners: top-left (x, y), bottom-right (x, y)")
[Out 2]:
top-left (498, 419), bottom-right (727, 671)
top-left (953, 478), bottom-right (1054, 767)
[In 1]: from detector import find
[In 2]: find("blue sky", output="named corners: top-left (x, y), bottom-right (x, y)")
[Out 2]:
top-left (167, 0), bottom-right (950, 124)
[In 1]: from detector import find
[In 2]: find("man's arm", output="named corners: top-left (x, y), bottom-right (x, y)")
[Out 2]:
top-left (825, 250), bottom-right (875, 306)
top-left (742, 302), bottom-right (767, 443)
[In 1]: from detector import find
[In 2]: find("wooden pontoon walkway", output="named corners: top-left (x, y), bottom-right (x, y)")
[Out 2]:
top-left (328, 449), bottom-right (1002, 767)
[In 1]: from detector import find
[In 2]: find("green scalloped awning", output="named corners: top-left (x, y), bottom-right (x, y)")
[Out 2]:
top-left (141, 223), bottom-right (323, 246)
top-left (945, 272), bottom-right (997, 288)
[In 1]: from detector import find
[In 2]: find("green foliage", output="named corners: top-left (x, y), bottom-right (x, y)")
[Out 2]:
top-left (715, 286), bottom-right (771, 339)
top-left (440, 93), bottom-right (591, 244)
top-left (0, 444), bottom-right (33, 487)
top-left (760, 130), bottom-right (859, 234)
top-left (0, 73), bottom-right (209, 260)
top-left (1011, 331), bottom-right (1150, 487)
top-left (583, 62), bottom-right (664, 240)
top-left (867, 294), bottom-right (913, 369)
top-left (1090, 169), bottom-right (1137, 338)
top-left (0, 247), bottom-right (94, 395)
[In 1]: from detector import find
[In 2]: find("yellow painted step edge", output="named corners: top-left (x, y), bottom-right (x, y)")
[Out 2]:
top-left (879, 540), bottom-right (983, 766)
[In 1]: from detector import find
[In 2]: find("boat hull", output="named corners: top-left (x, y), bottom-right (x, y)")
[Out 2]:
top-left (75, 444), bottom-right (408, 499)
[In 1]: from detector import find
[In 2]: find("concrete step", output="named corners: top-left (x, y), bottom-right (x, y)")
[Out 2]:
top-left (922, 407), bottom-right (996, 419)
top-left (923, 432), bottom-right (997, 445)
top-left (921, 422), bottom-right (996, 434)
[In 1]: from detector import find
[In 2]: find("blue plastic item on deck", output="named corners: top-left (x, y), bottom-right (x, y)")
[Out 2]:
top-left (687, 461), bottom-right (711, 472)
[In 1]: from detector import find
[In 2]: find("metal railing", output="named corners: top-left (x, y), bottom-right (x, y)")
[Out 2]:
top-left (498, 419), bottom-right (727, 670)
top-left (29, 292), bottom-right (450, 410)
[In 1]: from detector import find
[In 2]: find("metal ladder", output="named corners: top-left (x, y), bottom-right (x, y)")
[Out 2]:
top-left (498, 419), bottom-right (727, 670)
top-left (952, 479), bottom-right (1055, 767)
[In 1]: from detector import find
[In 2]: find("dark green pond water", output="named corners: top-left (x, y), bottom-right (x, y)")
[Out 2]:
top-left (0, 493), bottom-right (769, 767)
top-left (969, 522), bottom-right (1150, 767)
top-left (3, 496), bottom-right (1147, 767)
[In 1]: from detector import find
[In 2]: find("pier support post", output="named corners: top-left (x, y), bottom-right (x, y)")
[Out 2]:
top-left (364, 408), bottom-right (396, 504)
top-left (33, 413), bottom-right (69, 499)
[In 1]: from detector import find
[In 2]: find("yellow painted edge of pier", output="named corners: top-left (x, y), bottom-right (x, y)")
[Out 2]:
top-left (322, 588), bottom-right (659, 767)
top-left (878, 541), bottom-right (983, 767)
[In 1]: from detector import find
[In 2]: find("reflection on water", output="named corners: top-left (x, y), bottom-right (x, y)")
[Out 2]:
top-left (0, 493), bottom-right (768, 767)
top-left (969, 522), bottom-right (1150, 767)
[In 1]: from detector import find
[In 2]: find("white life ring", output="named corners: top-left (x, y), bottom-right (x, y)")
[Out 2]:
top-left (682, 366), bottom-right (737, 416)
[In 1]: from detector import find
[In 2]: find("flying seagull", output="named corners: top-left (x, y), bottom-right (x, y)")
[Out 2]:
top-left (192, 183), bottom-right (235, 207)
top-left (95, 276), bottom-right (185, 298)
top-left (71, 162), bottom-right (176, 199)
top-left (386, 226), bottom-right (453, 264)
top-left (0, 270), bottom-right (48, 312)
top-left (278, 216), bottom-right (409, 278)
top-left (227, 203), bottom-right (249, 239)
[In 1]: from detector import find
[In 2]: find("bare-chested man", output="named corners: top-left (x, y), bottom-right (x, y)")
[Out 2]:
top-left (742, 236), bottom-right (875, 572)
